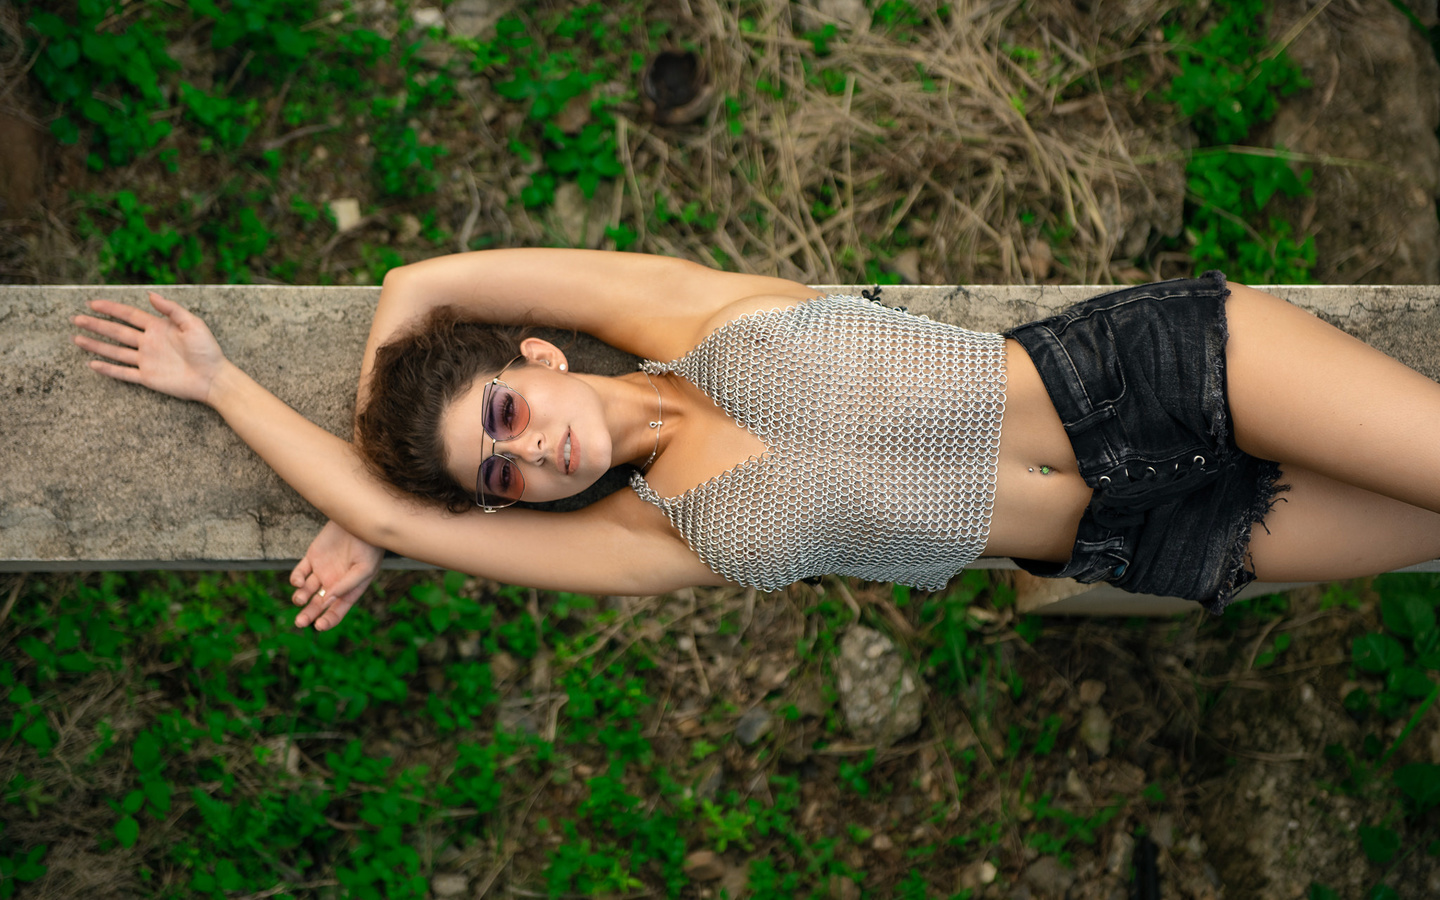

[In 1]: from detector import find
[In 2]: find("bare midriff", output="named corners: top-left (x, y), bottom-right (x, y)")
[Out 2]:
top-left (986, 339), bottom-right (1093, 563)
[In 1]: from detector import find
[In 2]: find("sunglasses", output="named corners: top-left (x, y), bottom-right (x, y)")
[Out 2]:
top-left (474, 358), bottom-right (531, 512)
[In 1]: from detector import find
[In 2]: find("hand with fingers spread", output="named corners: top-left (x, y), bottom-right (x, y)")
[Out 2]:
top-left (289, 520), bottom-right (385, 631)
top-left (72, 292), bottom-right (229, 404)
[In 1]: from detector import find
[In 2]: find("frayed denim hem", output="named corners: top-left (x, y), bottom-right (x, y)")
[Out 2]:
top-left (1206, 459), bottom-right (1292, 616)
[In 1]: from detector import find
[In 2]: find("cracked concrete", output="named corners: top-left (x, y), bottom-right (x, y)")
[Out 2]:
top-left (5, 282), bottom-right (1440, 597)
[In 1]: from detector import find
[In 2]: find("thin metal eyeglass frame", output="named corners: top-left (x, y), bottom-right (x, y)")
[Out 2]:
top-left (474, 356), bottom-right (528, 513)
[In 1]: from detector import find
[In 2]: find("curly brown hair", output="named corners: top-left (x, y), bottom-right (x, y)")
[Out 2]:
top-left (356, 306), bottom-right (529, 513)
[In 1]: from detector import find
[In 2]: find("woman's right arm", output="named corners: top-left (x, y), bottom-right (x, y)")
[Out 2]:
top-left (362, 249), bottom-right (816, 406)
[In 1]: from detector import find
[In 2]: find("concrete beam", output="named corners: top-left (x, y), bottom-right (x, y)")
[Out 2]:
top-left (6, 283), bottom-right (1439, 614)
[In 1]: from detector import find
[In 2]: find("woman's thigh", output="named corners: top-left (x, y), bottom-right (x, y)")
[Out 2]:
top-left (1225, 283), bottom-right (1440, 514)
top-left (1247, 463), bottom-right (1440, 582)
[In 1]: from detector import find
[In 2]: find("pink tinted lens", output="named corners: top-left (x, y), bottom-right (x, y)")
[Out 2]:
top-left (482, 382), bottom-right (530, 442)
top-left (478, 455), bottom-right (525, 505)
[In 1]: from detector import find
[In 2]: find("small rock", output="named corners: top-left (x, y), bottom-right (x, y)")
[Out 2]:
top-left (870, 833), bottom-right (894, 852)
top-left (395, 213), bottom-right (422, 244)
top-left (829, 874), bottom-right (861, 900)
top-left (550, 181), bottom-right (613, 249)
top-left (792, 673), bottom-right (831, 718)
top-left (453, 632), bottom-right (481, 660)
top-left (529, 653), bottom-right (551, 691)
top-left (757, 658), bottom-right (792, 691)
top-left (1063, 768), bottom-right (1092, 801)
top-left (720, 865), bottom-right (749, 899)
top-left (260, 737), bottom-right (300, 776)
top-left (489, 651), bottom-right (518, 682)
top-left (430, 873), bottom-right (468, 897)
top-left (794, 0), bottom-right (869, 32)
top-left (1024, 239), bottom-right (1054, 280)
top-left (890, 248), bottom-right (921, 284)
top-left (1078, 679), bottom-right (1107, 705)
top-left (1080, 705), bottom-right (1112, 757)
top-left (554, 93), bottom-right (591, 134)
top-left (497, 705), bottom-right (540, 736)
top-left (420, 637), bottom-right (450, 666)
top-left (696, 762), bottom-right (725, 800)
top-left (683, 849), bottom-right (726, 881)
top-left (446, 0), bottom-right (503, 38)
top-left (1151, 814), bottom-right (1175, 849)
top-left (411, 6), bottom-right (444, 28)
top-left (328, 198), bottom-right (362, 233)
top-left (675, 716), bottom-right (703, 737)
top-left (1181, 834), bottom-right (1206, 858)
top-left (437, 843), bottom-right (463, 865)
top-left (1106, 832), bottom-right (1134, 875)
top-left (1022, 856), bottom-right (1076, 896)
top-left (836, 626), bottom-right (922, 744)
top-left (735, 707), bottom-right (773, 745)
top-left (979, 860), bottom-right (998, 884)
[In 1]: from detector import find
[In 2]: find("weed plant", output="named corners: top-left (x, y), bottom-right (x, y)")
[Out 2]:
top-left (1313, 575), bottom-right (1440, 897)
top-left (2, 564), bottom-right (1200, 898)
top-left (15, 0), bottom-right (1219, 288)
top-left (1163, 0), bottom-right (1317, 282)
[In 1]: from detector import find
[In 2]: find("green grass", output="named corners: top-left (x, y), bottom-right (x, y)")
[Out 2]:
top-left (1162, 0), bottom-right (1317, 282)
top-left (24, 1), bottom-right (644, 284)
top-left (6, 568), bottom-right (1438, 896)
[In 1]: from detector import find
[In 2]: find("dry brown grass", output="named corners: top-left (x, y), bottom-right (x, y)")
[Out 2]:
top-left (501, 0), bottom-right (1191, 285)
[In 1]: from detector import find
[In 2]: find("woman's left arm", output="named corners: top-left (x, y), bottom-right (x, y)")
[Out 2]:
top-left (73, 293), bottom-right (418, 549)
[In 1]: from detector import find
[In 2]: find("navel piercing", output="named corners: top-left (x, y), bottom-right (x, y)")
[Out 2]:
top-left (1028, 466), bottom-right (1053, 475)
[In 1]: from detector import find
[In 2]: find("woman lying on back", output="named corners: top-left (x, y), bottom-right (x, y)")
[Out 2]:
top-left (71, 250), bottom-right (1440, 629)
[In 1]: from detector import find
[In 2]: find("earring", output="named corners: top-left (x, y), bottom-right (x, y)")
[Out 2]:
top-left (543, 360), bottom-right (552, 367)
top-left (559, 363), bottom-right (567, 372)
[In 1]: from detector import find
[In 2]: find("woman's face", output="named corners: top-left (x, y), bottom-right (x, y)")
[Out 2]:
top-left (439, 360), bottom-right (614, 505)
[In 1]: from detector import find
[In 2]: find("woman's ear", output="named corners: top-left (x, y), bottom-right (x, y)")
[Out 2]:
top-left (518, 336), bottom-right (570, 373)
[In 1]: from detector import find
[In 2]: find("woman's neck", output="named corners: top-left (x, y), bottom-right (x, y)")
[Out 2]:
top-left (586, 371), bottom-right (677, 469)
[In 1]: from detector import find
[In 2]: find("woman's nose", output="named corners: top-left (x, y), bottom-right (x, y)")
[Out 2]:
top-left (523, 431), bottom-right (547, 465)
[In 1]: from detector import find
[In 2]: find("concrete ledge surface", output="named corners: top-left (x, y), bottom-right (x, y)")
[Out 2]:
top-left (6, 282), bottom-right (1440, 612)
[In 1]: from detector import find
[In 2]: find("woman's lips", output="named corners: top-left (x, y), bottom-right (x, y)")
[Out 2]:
top-left (562, 429), bottom-right (575, 474)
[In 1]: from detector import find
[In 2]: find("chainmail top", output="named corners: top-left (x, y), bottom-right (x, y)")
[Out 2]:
top-left (629, 294), bottom-right (1006, 591)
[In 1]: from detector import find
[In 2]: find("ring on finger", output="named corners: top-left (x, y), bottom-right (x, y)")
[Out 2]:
top-left (316, 587), bottom-right (327, 600)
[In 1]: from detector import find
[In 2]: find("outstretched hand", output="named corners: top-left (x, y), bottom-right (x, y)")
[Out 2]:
top-left (289, 520), bottom-right (385, 631)
top-left (72, 292), bottom-right (228, 404)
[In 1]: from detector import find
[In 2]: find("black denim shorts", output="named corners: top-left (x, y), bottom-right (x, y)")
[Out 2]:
top-left (1004, 271), bottom-right (1287, 614)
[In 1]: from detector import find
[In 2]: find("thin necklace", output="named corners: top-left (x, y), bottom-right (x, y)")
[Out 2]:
top-left (641, 372), bottom-right (663, 471)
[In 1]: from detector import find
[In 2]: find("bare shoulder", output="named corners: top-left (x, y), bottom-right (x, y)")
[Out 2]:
top-left (664, 266), bottom-right (820, 356)
top-left (678, 290), bottom-right (826, 358)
